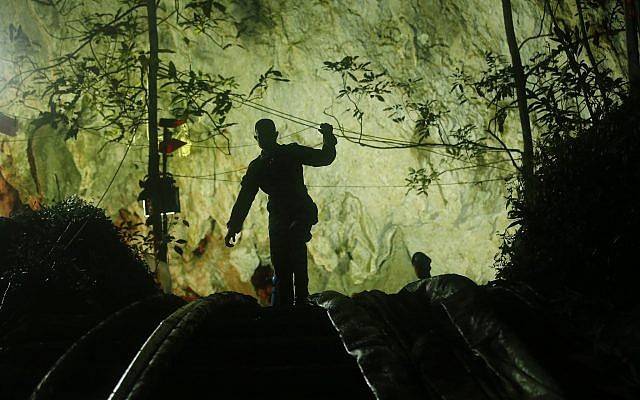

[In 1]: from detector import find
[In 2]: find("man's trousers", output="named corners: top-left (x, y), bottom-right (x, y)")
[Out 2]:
top-left (269, 215), bottom-right (311, 306)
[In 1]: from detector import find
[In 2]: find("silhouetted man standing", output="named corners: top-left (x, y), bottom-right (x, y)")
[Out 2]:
top-left (225, 119), bottom-right (337, 306)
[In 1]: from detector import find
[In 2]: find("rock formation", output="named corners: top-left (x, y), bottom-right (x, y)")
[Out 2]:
top-left (0, 0), bottom-right (623, 296)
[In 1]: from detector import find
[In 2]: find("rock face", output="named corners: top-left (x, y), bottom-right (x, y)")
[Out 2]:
top-left (0, 0), bottom-right (599, 296)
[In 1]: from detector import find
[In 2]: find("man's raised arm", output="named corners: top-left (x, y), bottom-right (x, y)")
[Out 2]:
top-left (294, 123), bottom-right (337, 167)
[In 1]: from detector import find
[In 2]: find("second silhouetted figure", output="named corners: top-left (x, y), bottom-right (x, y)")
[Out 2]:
top-left (225, 119), bottom-right (337, 307)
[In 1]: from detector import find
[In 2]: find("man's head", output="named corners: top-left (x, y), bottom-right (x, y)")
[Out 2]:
top-left (411, 251), bottom-right (432, 280)
top-left (251, 263), bottom-right (274, 306)
top-left (254, 118), bottom-right (278, 149)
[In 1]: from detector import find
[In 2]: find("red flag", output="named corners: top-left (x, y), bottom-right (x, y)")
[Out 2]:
top-left (159, 138), bottom-right (187, 154)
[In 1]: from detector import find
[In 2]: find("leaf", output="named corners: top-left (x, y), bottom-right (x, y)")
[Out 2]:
top-left (506, 220), bottom-right (521, 229)
top-left (212, 1), bottom-right (227, 13)
top-left (168, 61), bottom-right (177, 78)
top-left (66, 126), bottom-right (79, 140)
top-left (30, 112), bottom-right (55, 131)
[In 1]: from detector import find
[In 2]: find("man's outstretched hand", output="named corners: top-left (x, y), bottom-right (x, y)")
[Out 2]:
top-left (319, 123), bottom-right (333, 135)
top-left (224, 230), bottom-right (239, 247)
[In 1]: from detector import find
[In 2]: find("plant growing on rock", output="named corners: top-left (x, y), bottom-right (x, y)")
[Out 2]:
top-left (322, 0), bottom-right (628, 203)
top-left (0, 0), bottom-right (289, 291)
top-left (0, 0), bottom-right (286, 149)
top-left (0, 197), bottom-right (158, 328)
top-left (322, 56), bottom-right (517, 198)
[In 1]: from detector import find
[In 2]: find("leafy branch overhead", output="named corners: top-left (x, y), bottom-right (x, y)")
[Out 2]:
top-left (0, 0), bottom-right (289, 149)
top-left (323, 56), bottom-right (391, 130)
top-left (406, 167), bottom-right (439, 197)
top-left (249, 66), bottom-right (291, 98)
top-left (160, 61), bottom-right (239, 135)
top-left (322, 55), bottom-right (516, 196)
top-left (323, 0), bottom-right (629, 197)
top-left (179, 0), bottom-right (241, 49)
top-left (323, 55), bottom-right (512, 156)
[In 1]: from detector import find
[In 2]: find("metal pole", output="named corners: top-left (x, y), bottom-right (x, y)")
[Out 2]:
top-left (146, 0), bottom-right (169, 289)
top-left (160, 127), bottom-right (169, 280)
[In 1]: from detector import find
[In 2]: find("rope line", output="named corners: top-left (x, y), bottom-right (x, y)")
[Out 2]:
top-left (2, 101), bottom-right (517, 157)
top-left (2, 98), bottom-right (519, 172)
top-left (167, 166), bottom-right (248, 177)
top-left (170, 174), bottom-right (512, 188)
top-left (61, 130), bottom-right (138, 251)
top-left (232, 95), bottom-right (521, 153)
top-left (2, 91), bottom-right (519, 154)
top-left (0, 123), bottom-right (313, 148)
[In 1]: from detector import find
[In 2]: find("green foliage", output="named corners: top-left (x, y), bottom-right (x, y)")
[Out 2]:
top-left (160, 62), bottom-right (238, 132)
top-left (179, 0), bottom-right (238, 49)
top-left (323, 1), bottom-right (628, 198)
top-left (454, 1), bottom-right (627, 147)
top-left (405, 167), bottom-right (439, 197)
top-left (4, 2), bottom-right (150, 140)
top-left (493, 98), bottom-right (640, 397)
top-left (0, 197), bottom-right (158, 332)
top-left (322, 55), bottom-right (516, 193)
top-left (323, 56), bottom-right (392, 130)
top-left (496, 100), bottom-right (640, 307)
top-left (116, 213), bottom-right (190, 259)
top-left (0, 0), bottom-right (288, 146)
top-left (248, 66), bottom-right (290, 98)
top-left (490, 0), bottom-right (634, 298)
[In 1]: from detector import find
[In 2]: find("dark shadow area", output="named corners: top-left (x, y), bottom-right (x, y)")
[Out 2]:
top-left (314, 276), bottom-right (561, 400)
top-left (496, 99), bottom-right (640, 399)
top-left (0, 197), bottom-right (159, 399)
top-left (315, 274), bottom-right (637, 400)
top-left (108, 293), bottom-right (373, 400)
top-left (31, 294), bottom-right (184, 400)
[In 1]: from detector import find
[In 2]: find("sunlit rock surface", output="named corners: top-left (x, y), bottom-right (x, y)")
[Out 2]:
top-left (0, 0), bottom-right (604, 296)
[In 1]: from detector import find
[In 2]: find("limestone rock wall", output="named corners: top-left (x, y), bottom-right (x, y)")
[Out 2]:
top-left (0, 0), bottom-right (587, 297)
